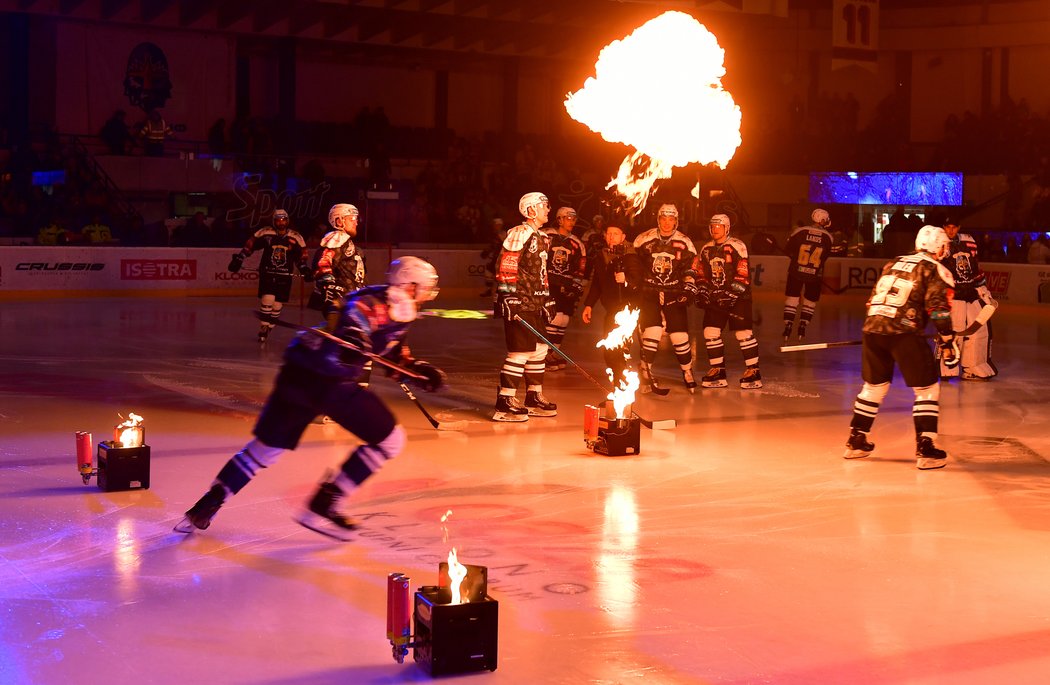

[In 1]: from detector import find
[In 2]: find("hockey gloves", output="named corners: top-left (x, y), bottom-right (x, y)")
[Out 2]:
top-left (299, 263), bottom-right (314, 282)
top-left (541, 299), bottom-right (557, 323)
top-left (693, 281), bottom-right (712, 308)
top-left (938, 334), bottom-right (961, 368)
top-left (406, 360), bottom-right (446, 392)
top-left (500, 294), bottom-right (523, 321)
top-left (228, 253), bottom-right (245, 273)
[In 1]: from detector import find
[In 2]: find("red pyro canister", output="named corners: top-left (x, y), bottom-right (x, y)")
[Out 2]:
top-left (387, 573), bottom-right (411, 642)
top-left (75, 431), bottom-right (93, 483)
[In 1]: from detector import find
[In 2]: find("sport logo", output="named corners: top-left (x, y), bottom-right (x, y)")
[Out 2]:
top-left (984, 270), bottom-right (1009, 295)
top-left (122, 259), bottom-right (196, 280)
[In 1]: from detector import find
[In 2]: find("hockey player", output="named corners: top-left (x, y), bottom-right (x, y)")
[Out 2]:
top-left (310, 203), bottom-right (366, 317)
top-left (844, 225), bottom-right (960, 470)
top-left (228, 208), bottom-right (312, 342)
top-left (632, 204), bottom-right (699, 393)
top-left (939, 218), bottom-right (998, 380)
top-left (493, 192), bottom-right (557, 421)
top-left (175, 257), bottom-right (445, 540)
top-left (581, 224), bottom-right (642, 384)
top-left (694, 214), bottom-right (762, 389)
top-left (543, 207), bottom-right (588, 371)
top-left (782, 208), bottom-right (843, 341)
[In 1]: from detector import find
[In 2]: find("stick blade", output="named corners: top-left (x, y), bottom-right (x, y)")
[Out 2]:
top-left (435, 420), bottom-right (469, 432)
top-left (650, 419), bottom-right (676, 430)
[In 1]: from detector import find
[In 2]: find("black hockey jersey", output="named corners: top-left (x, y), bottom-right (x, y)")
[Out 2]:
top-left (285, 285), bottom-right (410, 380)
top-left (496, 224), bottom-right (550, 310)
top-left (632, 228), bottom-right (697, 291)
top-left (544, 229), bottom-right (587, 288)
top-left (696, 237), bottom-right (751, 296)
top-left (941, 232), bottom-right (985, 301)
top-left (239, 227), bottom-right (308, 278)
top-left (316, 231), bottom-right (366, 291)
top-left (862, 252), bottom-right (955, 335)
top-left (785, 225), bottom-right (837, 281)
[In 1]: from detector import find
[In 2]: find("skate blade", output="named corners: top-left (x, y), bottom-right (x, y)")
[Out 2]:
top-left (492, 411), bottom-right (529, 422)
top-left (916, 456), bottom-right (948, 470)
top-left (526, 407), bottom-right (557, 417)
top-left (173, 517), bottom-right (197, 534)
top-left (843, 448), bottom-right (872, 459)
top-left (436, 420), bottom-right (469, 431)
top-left (295, 512), bottom-right (357, 541)
top-left (702, 381), bottom-right (728, 389)
top-left (740, 381), bottom-right (763, 389)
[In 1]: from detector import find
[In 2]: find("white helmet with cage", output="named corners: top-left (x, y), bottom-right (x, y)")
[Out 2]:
top-left (518, 192), bottom-right (549, 220)
top-left (915, 225), bottom-right (950, 259)
top-left (328, 203), bottom-right (359, 228)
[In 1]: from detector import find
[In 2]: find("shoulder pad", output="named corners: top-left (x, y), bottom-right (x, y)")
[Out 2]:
top-left (321, 231), bottom-right (351, 249)
top-left (675, 231), bottom-right (697, 253)
top-left (287, 230), bottom-right (306, 247)
top-left (726, 237), bottom-right (749, 256)
top-left (253, 227), bottom-right (276, 239)
top-left (503, 225), bottom-right (533, 252)
top-left (632, 228), bottom-right (658, 247)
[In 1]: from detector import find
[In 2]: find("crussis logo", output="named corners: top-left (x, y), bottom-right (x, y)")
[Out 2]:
top-left (122, 259), bottom-right (196, 280)
top-left (17, 262), bottom-right (105, 272)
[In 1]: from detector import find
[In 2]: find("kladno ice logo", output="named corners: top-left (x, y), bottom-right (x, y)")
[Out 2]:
top-left (121, 259), bottom-right (196, 280)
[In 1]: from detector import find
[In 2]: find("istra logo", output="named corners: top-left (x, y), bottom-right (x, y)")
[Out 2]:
top-left (121, 259), bottom-right (196, 280)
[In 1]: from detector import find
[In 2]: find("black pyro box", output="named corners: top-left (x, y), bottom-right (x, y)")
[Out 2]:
top-left (413, 586), bottom-right (498, 676)
top-left (97, 441), bottom-right (151, 491)
top-left (594, 415), bottom-right (641, 456)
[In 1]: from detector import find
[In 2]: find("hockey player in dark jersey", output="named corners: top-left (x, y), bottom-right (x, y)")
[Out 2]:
top-left (695, 214), bottom-right (762, 389)
top-left (543, 206), bottom-right (588, 371)
top-left (939, 218), bottom-right (998, 380)
top-left (782, 208), bottom-right (844, 341)
top-left (632, 204), bottom-right (700, 392)
top-left (175, 257), bottom-right (445, 540)
top-left (581, 224), bottom-right (643, 384)
top-left (493, 192), bottom-right (557, 422)
top-left (228, 208), bottom-right (312, 342)
top-left (844, 225), bottom-right (961, 470)
top-left (311, 203), bottom-right (367, 317)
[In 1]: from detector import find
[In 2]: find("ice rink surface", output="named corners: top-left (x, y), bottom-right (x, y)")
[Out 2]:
top-left (2, 290), bottom-right (1049, 684)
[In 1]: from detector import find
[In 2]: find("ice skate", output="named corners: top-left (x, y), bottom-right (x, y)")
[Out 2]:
top-left (961, 370), bottom-right (991, 381)
top-left (638, 360), bottom-right (669, 396)
top-left (257, 326), bottom-right (271, 343)
top-left (739, 365), bottom-right (763, 389)
top-left (681, 368), bottom-right (697, 393)
top-left (545, 351), bottom-right (566, 372)
top-left (701, 366), bottom-right (728, 388)
top-left (493, 393), bottom-right (529, 422)
top-left (295, 480), bottom-right (359, 541)
top-left (916, 435), bottom-right (948, 470)
top-left (782, 322), bottom-right (793, 342)
top-left (524, 390), bottom-right (557, 417)
top-left (843, 429), bottom-right (874, 459)
top-left (797, 321), bottom-right (808, 341)
top-left (174, 484), bottom-right (226, 533)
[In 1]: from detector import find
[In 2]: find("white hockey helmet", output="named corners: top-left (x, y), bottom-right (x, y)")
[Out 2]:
top-left (710, 213), bottom-right (731, 230)
top-left (519, 192), bottom-right (549, 219)
top-left (386, 256), bottom-right (439, 302)
top-left (811, 208), bottom-right (830, 226)
top-left (273, 209), bottom-right (289, 230)
top-left (657, 204), bottom-right (679, 218)
top-left (555, 206), bottom-right (577, 220)
top-left (328, 203), bottom-right (359, 227)
top-left (915, 225), bottom-right (950, 259)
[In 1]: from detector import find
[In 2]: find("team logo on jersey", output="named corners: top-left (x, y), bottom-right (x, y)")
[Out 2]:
top-left (270, 245), bottom-right (289, 268)
top-left (709, 257), bottom-right (727, 287)
top-left (550, 246), bottom-right (571, 274)
top-left (651, 251), bottom-right (674, 284)
top-left (953, 253), bottom-right (973, 281)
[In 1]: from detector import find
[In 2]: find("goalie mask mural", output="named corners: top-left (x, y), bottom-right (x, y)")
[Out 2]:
top-left (124, 42), bottom-right (173, 112)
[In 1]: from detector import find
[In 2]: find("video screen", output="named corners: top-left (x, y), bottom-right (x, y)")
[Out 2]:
top-left (809, 172), bottom-right (963, 206)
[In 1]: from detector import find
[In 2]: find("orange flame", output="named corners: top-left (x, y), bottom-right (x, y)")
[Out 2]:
top-left (116, 412), bottom-right (144, 448)
top-left (448, 547), bottom-right (468, 604)
top-left (597, 306), bottom-right (640, 351)
top-left (564, 11), bottom-right (741, 213)
top-left (607, 370), bottom-right (640, 420)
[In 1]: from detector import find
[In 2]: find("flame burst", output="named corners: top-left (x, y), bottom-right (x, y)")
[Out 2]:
top-left (564, 11), bottom-right (742, 213)
top-left (608, 370), bottom-right (640, 420)
top-left (448, 548), bottom-right (468, 604)
top-left (597, 307), bottom-right (640, 351)
top-left (117, 412), bottom-right (144, 447)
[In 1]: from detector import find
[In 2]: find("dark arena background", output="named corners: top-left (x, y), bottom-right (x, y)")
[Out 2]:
top-left (2, 1), bottom-right (1050, 684)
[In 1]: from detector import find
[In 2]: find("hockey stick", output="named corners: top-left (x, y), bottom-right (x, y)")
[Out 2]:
top-left (512, 314), bottom-right (676, 430)
top-left (256, 314), bottom-right (427, 381)
top-left (780, 340), bottom-right (862, 352)
top-left (397, 382), bottom-right (469, 431)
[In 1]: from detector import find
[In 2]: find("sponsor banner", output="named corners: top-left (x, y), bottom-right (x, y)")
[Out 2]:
top-left (2, 248), bottom-right (1047, 304)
